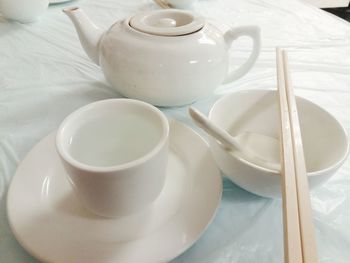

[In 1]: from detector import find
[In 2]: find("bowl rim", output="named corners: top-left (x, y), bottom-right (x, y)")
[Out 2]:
top-left (209, 89), bottom-right (349, 176)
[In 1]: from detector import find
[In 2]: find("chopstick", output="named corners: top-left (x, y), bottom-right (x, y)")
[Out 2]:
top-left (153, 0), bottom-right (171, 8)
top-left (277, 48), bottom-right (303, 263)
top-left (276, 48), bottom-right (318, 263)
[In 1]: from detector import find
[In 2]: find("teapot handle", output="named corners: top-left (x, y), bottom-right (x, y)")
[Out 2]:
top-left (223, 26), bottom-right (261, 84)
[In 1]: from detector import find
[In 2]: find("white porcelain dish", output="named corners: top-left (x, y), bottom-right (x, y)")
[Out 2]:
top-left (49, 0), bottom-right (72, 4)
top-left (153, 0), bottom-right (197, 9)
top-left (208, 90), bottom-right (349, 198)
top-left (7, 120), bottom-right (222, 263)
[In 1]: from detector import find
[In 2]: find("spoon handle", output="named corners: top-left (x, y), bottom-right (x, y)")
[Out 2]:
top-left (189, 107), bottom-right (243, 152)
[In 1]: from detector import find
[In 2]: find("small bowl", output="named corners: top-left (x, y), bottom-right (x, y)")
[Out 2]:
top-left (208, 90), bottom-right (349, 198)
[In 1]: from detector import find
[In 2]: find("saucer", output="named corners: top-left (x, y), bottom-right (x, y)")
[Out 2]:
top-left (7, 119), bottom-right (222, 263)
top-left (49, 0), bottom-right (72, 4)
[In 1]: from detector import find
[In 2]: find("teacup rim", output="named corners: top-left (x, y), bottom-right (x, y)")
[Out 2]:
top-left (56, 98), bottom-right (169, 173)
top-left (209, 89), bottom-right (349, 176)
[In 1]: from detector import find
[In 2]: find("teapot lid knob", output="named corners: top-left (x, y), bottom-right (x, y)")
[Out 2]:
top-left (129, 9), bottom-right (204, 36)
top-left (155, 18), bottom-right (177, 28)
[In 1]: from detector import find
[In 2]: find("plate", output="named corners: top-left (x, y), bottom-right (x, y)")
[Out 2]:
top-left (49, 0), bottom-right (72, 4)
top-left (7, 119), bottom-right (222, 263)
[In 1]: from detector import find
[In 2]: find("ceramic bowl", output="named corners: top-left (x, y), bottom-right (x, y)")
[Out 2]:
top-left (1, 0), bottom-right (48, 23)
top-left (208, 90), bottom-right (349, 198)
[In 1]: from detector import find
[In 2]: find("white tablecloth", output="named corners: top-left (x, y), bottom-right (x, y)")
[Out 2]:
top-left (1, 0), bottom-right (350, 262)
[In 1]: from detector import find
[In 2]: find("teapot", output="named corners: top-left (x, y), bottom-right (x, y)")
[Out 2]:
top-left (64, 7), bottom-right (261, 106)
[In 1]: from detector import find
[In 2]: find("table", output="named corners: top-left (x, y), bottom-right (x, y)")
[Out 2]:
top-left (304, 0), bottom-right (349, 8)
top-left (1, 0), bottom-right (350, 262)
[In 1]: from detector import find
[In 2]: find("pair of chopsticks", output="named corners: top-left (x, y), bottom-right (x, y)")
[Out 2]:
top-left (276, 48), bottom-right (318, 263)
top-left (154, 0), bottom-right (172, 8)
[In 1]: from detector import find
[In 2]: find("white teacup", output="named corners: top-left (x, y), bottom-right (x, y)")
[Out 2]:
top-left (56, 99), bottom-right (169, 217)
top-left (0, 0), bottom-right (48, 23)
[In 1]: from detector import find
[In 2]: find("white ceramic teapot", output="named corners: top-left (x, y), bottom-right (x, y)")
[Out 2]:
top-left (64, 7), bottom-right (261, 106)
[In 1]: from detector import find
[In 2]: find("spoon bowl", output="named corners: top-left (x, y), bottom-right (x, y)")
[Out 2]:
top-left (189, 107), bottom-right (280, 171)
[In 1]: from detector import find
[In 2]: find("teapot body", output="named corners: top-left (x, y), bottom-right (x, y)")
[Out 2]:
top-left (99, 20), bottom-right (229, 106)
top-left (64, 8), bottom-right (260, 107)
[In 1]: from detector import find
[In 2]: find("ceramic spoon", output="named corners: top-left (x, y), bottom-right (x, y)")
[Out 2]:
top-left (189, 107), bottom-right (280, 172)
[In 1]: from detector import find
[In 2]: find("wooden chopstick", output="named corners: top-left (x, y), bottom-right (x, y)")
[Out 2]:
top-left (282, 50), bottom-right (318, 263)
top-left (277, 47), bottom-right (318, 263)
top-left (153, 0), bottom-right (171, 8)
top-left (276, 47), bottom-right (303, 263)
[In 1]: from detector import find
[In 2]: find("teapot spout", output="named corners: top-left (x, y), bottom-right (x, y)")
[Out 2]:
top-left (63, 7), bottom-right (103, 65)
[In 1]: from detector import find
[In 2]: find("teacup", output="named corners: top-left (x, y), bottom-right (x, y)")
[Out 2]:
top-left (0, 0), bottom-right (48, 23)
top-left (56, 99), bottom-right (169, 217)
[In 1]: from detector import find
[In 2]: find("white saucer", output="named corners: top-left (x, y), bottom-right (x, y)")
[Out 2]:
top-left (7, 119), bottom-right (222, 263)
top-left (49, 0), bottom-right (72, 4)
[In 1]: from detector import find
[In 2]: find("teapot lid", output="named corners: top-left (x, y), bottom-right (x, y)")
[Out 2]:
top-left (129, 9), bottom-right (204, 36)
